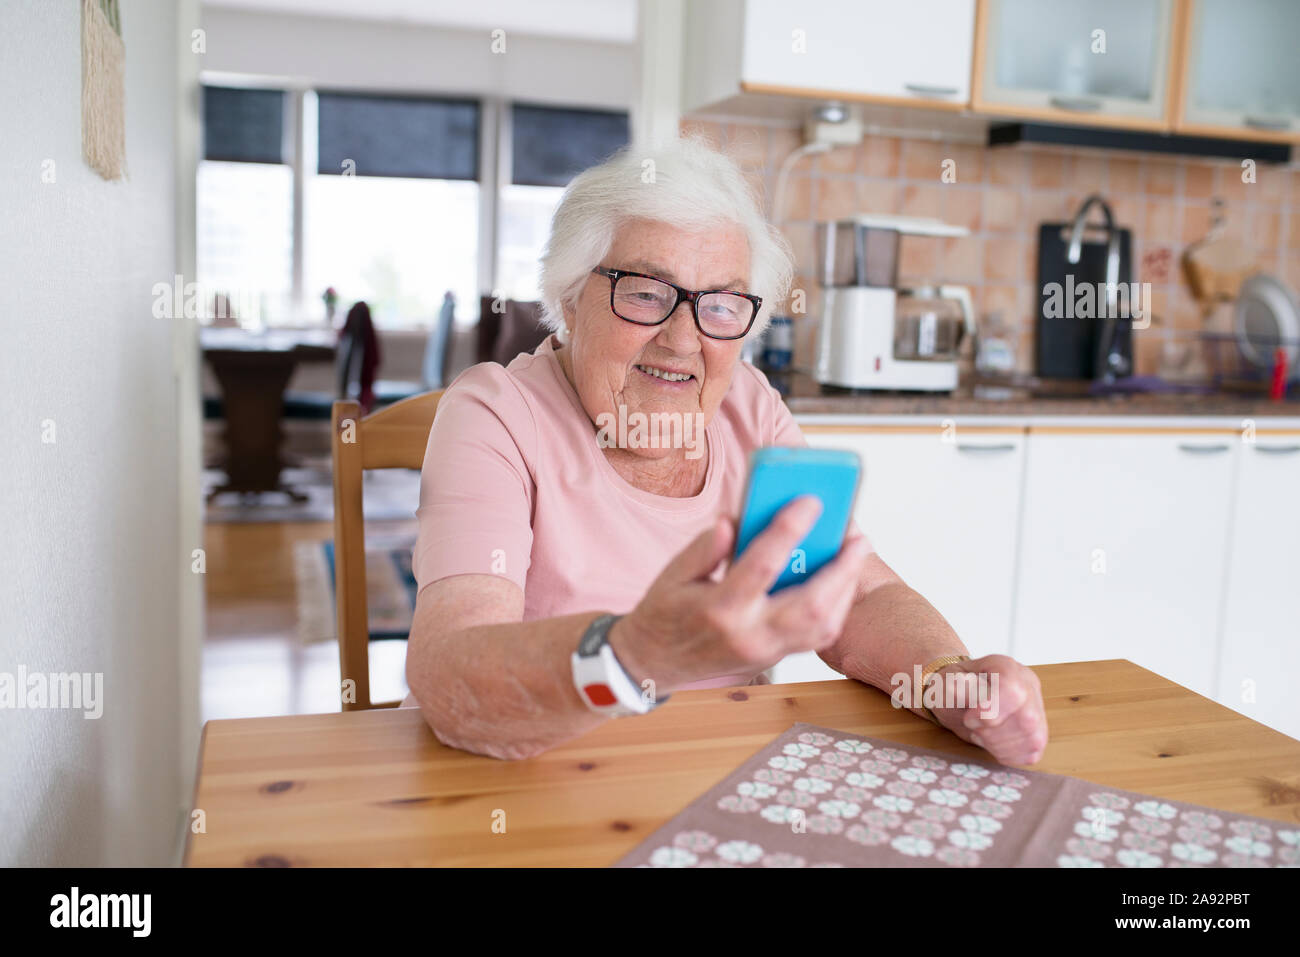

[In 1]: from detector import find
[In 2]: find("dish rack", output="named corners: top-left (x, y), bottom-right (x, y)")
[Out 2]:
top-left (1175, 331), bottom-right (1300, 397)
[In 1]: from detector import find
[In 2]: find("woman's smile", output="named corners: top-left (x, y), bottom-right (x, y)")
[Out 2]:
top-left (633, 362), bottom-right (697, 387)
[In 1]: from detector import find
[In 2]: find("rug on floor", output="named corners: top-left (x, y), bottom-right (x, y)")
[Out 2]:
top-left (205, 460), bottom-right (422, 524)
top-left (294, 534), bottom-right (419, 644)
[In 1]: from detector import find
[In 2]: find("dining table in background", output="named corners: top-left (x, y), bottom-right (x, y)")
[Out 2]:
top-left (184, 659), bottom-right (1300, 867)
top-left (200, 325), bottom-right (336, 502)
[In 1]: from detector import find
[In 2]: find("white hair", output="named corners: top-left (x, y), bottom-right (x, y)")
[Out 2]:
top-left (537, 133), bottom-right (795, 342)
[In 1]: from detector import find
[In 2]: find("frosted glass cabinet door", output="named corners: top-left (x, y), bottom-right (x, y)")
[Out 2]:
top-left (977, 0), bottom-right (1174, 124)
top-left (1180, 0), bottom-right (1300, 139)
top-left (740, 0), bottom-right (976, 104)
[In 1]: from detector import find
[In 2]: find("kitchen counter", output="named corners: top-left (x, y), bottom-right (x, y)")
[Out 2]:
top-left (768, 368), bottom-right (1300, 418)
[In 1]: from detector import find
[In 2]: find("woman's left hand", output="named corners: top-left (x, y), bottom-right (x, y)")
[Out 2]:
top-left (928, 655), bottom-right (1049, 766)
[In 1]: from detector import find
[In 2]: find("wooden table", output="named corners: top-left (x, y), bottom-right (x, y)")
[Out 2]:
top-left (184, 660), bottom-right (1300, 867)
top-left (201, 326), bottom-right (336, 503)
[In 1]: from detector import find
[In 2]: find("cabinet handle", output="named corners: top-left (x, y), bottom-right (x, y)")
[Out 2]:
top-left (1049, 95), bottom-right (1103, 112)
top-left (1254, 444), bottom-right (1300, 454)
top-left (1244, 115), bottom-right (1292, 131)
top-left (955, 443), bottom-right (1016, 453)
top-left (904, 83), bottom-right (959, 98)
top-left (1177, 443), bottom-right (1230, 454)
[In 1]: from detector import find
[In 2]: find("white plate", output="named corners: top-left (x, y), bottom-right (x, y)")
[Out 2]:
top-left (1234, 273), bottom-right (1300, 381)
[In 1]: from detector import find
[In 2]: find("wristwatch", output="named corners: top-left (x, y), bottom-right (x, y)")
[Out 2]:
top-left (571, 613), bottom-right (669, 717)
top-left (918, 654), bottom-right (970, 725)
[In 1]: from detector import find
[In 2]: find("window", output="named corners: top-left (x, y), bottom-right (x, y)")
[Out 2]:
top-left (195, 85), bottom-right (629, 329)
top-left (197, 87), bottom-right (293, 325)
top-left (197, 162), bottom-right (294, 324)
top-left (307, 93), bottom-right (480, 328)
top-left (497, 104), bottom-right (630, 300)
top-left (497, 183), bottom-right (563, 301)
top-left (304, 175), bottom-right (478, 329)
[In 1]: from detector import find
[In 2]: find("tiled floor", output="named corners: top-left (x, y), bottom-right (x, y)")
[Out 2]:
top-left (201, 518), bottom-right (415, 722)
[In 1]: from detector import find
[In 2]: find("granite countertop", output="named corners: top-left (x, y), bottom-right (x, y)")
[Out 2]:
top-left (768, 368), bottom-right (1300, 418)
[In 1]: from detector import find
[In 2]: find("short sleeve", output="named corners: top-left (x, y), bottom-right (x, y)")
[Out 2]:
top-left (736, 360), bottom-right (808, 449)
top-left (769, 385), bottom-right (808, 449)
top-left (411, 364), bottom-right (537, 594)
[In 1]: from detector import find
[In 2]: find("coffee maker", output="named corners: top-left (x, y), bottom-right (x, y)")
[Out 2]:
top-left (813, 215), bottom-right (974, 391)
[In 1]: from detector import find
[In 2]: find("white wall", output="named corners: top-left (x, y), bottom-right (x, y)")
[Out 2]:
top-left (199, 4), bottom-right (637, 108)
top-left (0, 0), bottom-right (194, 866)
top-left (634, 0), bottom-right (683, 146)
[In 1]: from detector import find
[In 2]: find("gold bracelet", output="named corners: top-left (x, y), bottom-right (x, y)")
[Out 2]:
top-left (918, 654), bottom-right (970, 725)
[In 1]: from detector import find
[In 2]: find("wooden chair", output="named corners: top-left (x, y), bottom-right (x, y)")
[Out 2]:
top-left (331, 389), bottom-right (442, 711)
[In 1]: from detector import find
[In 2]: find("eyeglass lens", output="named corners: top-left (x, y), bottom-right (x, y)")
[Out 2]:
top-left (613, 274), bottom-right (752, 337)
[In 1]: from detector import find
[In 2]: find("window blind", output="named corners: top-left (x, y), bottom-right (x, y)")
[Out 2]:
top-left (202, 86), bottom-right (285, 164)
top-left (511, 104), bottom-right (630, 187)
top-left (316, 92), bottom-right (479, 179)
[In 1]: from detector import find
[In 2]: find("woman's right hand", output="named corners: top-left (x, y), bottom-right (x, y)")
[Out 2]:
top-left (608, 496), bottom-right (872, 692)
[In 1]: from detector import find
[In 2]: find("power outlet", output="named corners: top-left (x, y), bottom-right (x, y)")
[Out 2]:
top-left (802, 116), bottom-right (863, 148)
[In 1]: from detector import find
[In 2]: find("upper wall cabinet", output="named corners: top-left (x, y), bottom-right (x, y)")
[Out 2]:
top-left (682, 0), bottom-right (1300, 147)
top-left (1175, 0), bottom-right (1300, 142)
top-left (972, 0), bottom-right (1177, 130)
top-left (682, 0), bottom-right (977, 114)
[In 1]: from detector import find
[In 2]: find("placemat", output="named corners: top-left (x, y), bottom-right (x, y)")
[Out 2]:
top-left (615, 722), bottom-right (1298, 868)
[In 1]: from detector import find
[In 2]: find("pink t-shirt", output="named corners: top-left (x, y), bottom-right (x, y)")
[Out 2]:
top-left (412, 334), bottom-right (843, 690)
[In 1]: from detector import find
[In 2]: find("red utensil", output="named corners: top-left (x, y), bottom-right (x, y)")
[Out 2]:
top-left (1269, 347), bottom-right (1288, 400)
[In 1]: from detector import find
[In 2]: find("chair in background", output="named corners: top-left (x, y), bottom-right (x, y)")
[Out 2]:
top-left (335, 315), bottom-right (362, 403)
top-left (281, 308), bottom-right (368, 422)
top-left (285, 302), bottom-right (424, 420)
top-left (476, 296), bottom-right (550, 366)
top-left (422, 290), bottom-right (457, 390)
top-left (331, 389), bottom-right (442, 711)
top-left (340, 301), bottom-right (381, 413)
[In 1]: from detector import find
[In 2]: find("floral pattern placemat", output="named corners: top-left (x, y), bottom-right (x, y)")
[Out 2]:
top-left (614, 722), bottom-right (1298, 868)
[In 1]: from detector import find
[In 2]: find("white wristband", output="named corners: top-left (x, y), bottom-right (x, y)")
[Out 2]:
top-left (571, 614), bottom-right (664, 716)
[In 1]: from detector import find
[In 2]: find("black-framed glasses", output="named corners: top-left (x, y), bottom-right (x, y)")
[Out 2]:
top-left (591, 266), bottom-right (762, 340)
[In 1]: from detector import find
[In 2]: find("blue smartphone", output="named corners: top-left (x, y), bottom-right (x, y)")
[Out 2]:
top-left (733, 446), bottom-right (863, 593)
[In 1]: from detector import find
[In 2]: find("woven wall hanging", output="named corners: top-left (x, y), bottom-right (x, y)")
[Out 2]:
top-left (81, 0), bottom-right (126, 180)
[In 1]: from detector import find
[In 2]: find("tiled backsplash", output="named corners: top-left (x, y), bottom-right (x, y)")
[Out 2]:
top-left (680, 117), bottom-right (1300, 379)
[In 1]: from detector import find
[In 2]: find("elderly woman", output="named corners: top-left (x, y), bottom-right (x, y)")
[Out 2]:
top-left (404, 135), bottom-right (1047, 764)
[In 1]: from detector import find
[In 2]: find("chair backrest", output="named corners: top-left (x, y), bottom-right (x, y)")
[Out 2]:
top-left (337, 301), bottom-right (381, 409)
top-left (331, 389), bottom-right (443, 711)
top-left (476, 297), bottom-right (548, 366)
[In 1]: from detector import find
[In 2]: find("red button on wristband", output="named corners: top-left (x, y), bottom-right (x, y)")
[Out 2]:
top-left (582, 683), bottom-right (617, 708)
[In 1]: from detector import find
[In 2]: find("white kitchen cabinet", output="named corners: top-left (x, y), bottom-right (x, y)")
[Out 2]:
top-left (1177, 0), bottom-right (1300, 142)
top-left (682, 0), bottom-right (976, 114)
top-left (773, 426), bottom-right (1025, 684)
top-left (1011, 432), bottom-right (1237, 699)
top-left (973, 0), bottom-right (1176, 128)
top-left (1216, 436), bottom-right (1300, 740)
